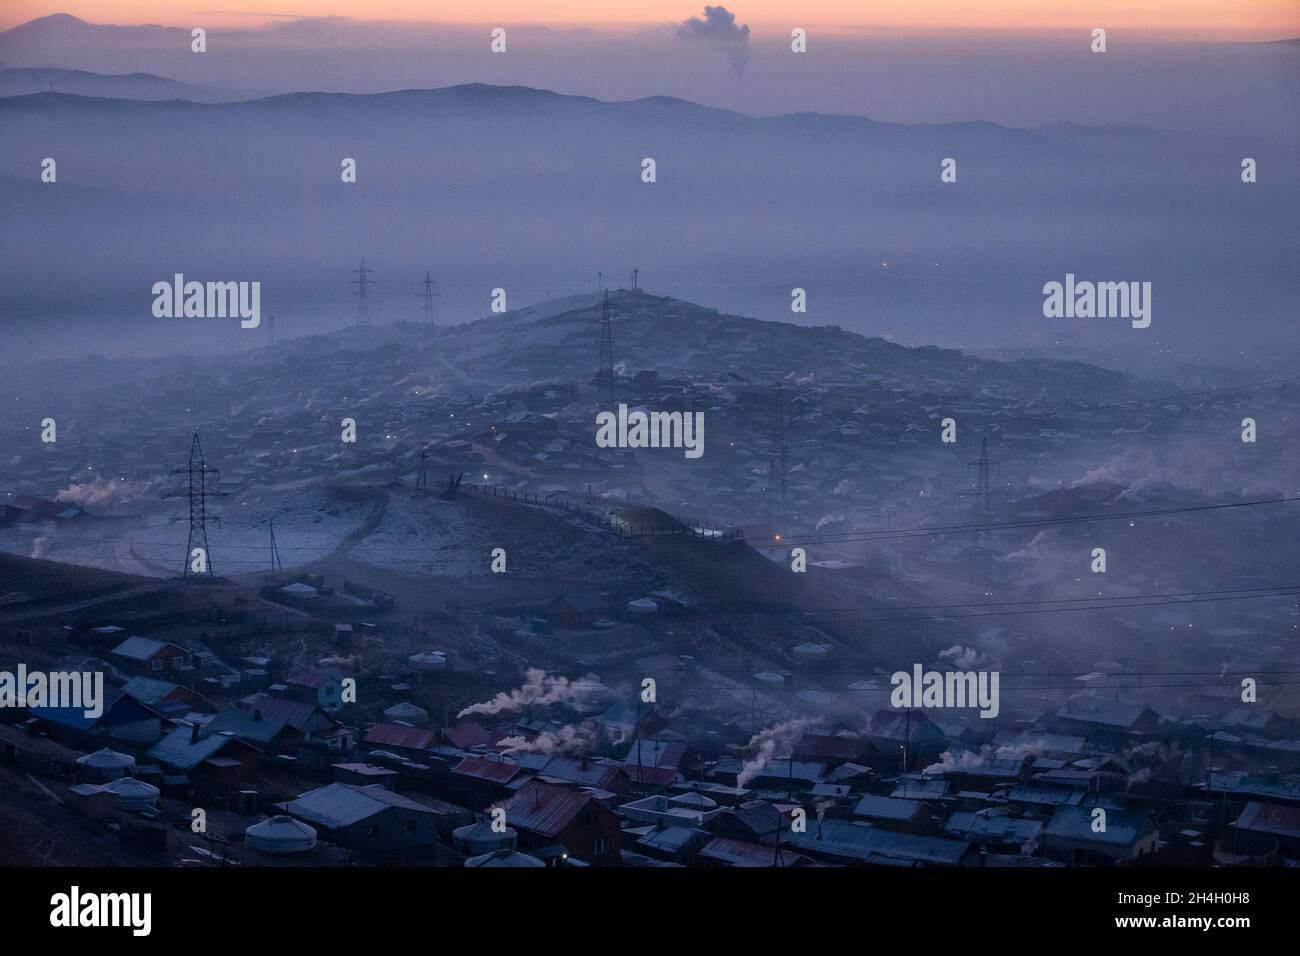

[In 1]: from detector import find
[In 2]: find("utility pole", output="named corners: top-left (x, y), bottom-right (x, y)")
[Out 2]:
top-left (268, 515), bottom-right (283, 573)
top-left (351, 258), bottom-right (373, 325)
top-left (163, 433), bottom-right (225, 577)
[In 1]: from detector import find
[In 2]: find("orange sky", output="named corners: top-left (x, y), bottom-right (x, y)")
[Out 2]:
top-left (4, 1), bottom-right (1299, 38)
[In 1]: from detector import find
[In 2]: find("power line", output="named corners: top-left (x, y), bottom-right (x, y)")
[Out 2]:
top-left (771, 495), bottom-right (1300, 546)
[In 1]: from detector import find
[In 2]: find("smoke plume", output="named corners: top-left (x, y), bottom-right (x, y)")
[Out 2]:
top-left (457, 668), bottom-right (600, 717)
top-left (736, 716), bottom-right (821, 789)
top-left (676, 6), bottom-right (751, 76)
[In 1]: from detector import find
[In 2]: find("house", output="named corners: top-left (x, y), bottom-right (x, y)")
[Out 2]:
top-left (623, 737), bottom-right (689, 787)
top-left (618, 793), bottom-right (725, 828)
top-left (943, 812), bottom-right (1043, 853)
top-left (282, 783), bottom-right (444, 856)
top-left (281, 668), bottom-right (344, 710)
top-left (3, 495), bottom-right (84, 524)
top-left (441, 721), bottom-right (501, 751)
top-left (148, 723), bottom-right (260, 791)
top-left (537, 755), bottom-right (629, 794)
top-left (204, 694), bottom-right (351, 754)
top-left (363, 723), bottom-right (439, 758)
top-left (943, 754), bottom-right (1030, 791)
top-left (630, 823), bottom-right (710, 864)
top-left (788, 818), bottom-right (976, 867)
top-left (707, 800), bottom-right (784, 846)
top-left (1049, 699), bottom-right (1161, 740)
top-left (863, 709), bottom-right (949, 768)
top-left (451, 755), bottom-right (528, 802)
top-left (1042, 805), bottom-right (1159, 864)
top-left (24, 687), bottom-right (162, 748)
top-left (1231, 801), bottom-right (1300, 857)
top-left (546, 591), bottom-right (611, 629)
top-left (500, 780), bottom-right (621, 864)
top-left (699, 837), bottom-right (816, 868)
top-left (121, 677), bottom-right (207, 717)
top-left (109, 637), bottom-right (195, 676)
top-left (852, 794), bottom-right (938, 834)
top-left (794, 733), bottom-right (877, 769)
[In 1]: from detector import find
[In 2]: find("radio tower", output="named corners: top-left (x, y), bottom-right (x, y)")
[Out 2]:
top-left (417, 271), bottom-right (438, 345)
top-left (767, 383), bottom-right (788, 517)
top-left (596, 290), bottom-right (614, 395)
top-left (163, 433), bottom-right (226, 577)
top-left (351, 259), bottom-right (373, 325)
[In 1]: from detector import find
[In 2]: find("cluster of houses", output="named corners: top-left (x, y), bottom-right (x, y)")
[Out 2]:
top-left (6, 626), bottom-right (1300, 868)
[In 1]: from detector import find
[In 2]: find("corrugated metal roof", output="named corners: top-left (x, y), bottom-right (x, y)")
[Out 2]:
top-left (502, 780), bottom-right (593, 837)
top-left (853, 795), bottom-right (924, 822)
top-left (539, 755), bottom-right (623, 789)
top-left (453, 755), bottom-right (524, 784)
top-left (121, 676), bottom-right (183, 706)
top-left (1044, 805), bottom-right (1155, 846)
top-left (365, 723), bottom-right (437, 751)
top-left (1235, 800), bottom-right (1300, 839)
top-left (286, 783), bottom-right (440, 829)
top-left (110, 636), bottom-right (169, 661)
top-left (700, 837), bottom-right (812, 868)
top-left (789, 819), bottom-right (971, 865)
top-left (148, 724), bottom-right (234, 770)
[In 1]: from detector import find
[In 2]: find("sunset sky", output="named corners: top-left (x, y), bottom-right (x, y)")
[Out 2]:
top-left (3, 1), bottom-right (1299, 39)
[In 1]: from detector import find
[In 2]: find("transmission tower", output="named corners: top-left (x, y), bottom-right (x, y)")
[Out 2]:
top-left (596, 290), bottom-right (614, 395)
top-left (415, 448), bottom-right (430, 496)
top-left (163, 433), bottom-right (226, 577)
top-left (351, 259), bottom-right (373, 325)
top-left (966, 437), bottom-right (1003, 599)
top-left (768, 383), bottom-right (789, 517)
top-left (417, 270), bottom-right (439, 346)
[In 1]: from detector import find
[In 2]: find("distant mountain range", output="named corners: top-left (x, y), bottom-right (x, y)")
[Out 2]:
top-left (0, 67), bottom-right (256, 101)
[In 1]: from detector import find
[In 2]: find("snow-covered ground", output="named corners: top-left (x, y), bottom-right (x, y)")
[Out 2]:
top-left (0, 487), bottom-right (373, 578)
top-left (348, 493), bottom-right (488, 576)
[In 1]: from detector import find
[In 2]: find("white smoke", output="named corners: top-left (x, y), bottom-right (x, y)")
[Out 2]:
top-left (939, 645), bottom-right (987, 669)
top-left (923, 739), bottom-right (1047, 775)
top-left (736, 716), bottom-right (821, 789)
top-left (495, 720), bottom-right (603, 756)
top-left (56, 476), bottom-right (153, 509)
top-left (457, 668), bottom-right (600, 717)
